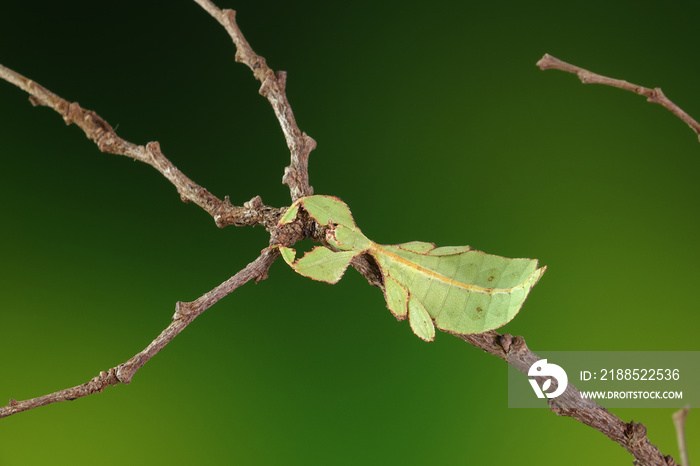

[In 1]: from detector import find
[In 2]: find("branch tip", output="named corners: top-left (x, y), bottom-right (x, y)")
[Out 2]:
top-left (195, 0), bottom-right (314, 200)
top-left (672, 406), bottom-right (690, 466)
top-left (537, 53), bottom-right (700, 140)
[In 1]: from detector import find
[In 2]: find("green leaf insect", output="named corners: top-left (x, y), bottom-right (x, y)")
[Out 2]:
top-left (278, 195), bottom-right (545, 342)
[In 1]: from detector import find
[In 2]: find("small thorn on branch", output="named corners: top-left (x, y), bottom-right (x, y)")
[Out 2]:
top-left (244, 195), bottom-right (263, 210)
top-left (498, 333), bottom-right (514, 353)
top-left (276, 71), bottom-right (287, 92)
top-left (625, 421), bottom-right (647, 447)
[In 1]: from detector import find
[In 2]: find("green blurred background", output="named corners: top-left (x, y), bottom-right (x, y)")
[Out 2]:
top-left (1, 0), bottom-right (698, 464)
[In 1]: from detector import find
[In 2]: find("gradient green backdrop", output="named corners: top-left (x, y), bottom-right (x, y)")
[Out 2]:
top-left (1, 1), bottom-right (698, 464)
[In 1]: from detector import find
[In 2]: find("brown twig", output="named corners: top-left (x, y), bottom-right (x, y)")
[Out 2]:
top-left (673, 406), bottom-right (691, 466)
top-left (0, 248), bottom-right (278, 419)
top-left (454, 331), bottom-right (677, 466)
top-left (194, 0), bottom-right (315, 201)
top-left (537, 53), bottom-right (700, 141)
top-left (0, 64), bottom-right (282, 231)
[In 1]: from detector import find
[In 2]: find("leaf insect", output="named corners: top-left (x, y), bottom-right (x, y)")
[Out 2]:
top-left (277, 196), bottom-right (545, 341)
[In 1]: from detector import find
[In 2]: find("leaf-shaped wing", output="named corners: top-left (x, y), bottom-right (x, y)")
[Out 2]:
top-left (407, 296), bottom-right (435, 342)
top-left (372, 243), bottom-right (545, 335)
top-left (279, 245), bottom-right (356, 284)
top-left (278, 202), bottom-right (299, 225)
top-left (384, 275), bottom-right (408, 320)
top-left (297, 195), bottom-right (356, 228)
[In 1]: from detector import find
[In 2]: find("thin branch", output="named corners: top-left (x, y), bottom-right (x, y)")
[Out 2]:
top-left (537, 53), bottom-right (700, 141)
top-left (0, 64), bottom-right (282, 230)
top-left (457, 332), bottom-right (677, 466)
top-left (0, 248), bottom-right (279, 419)
top-left (673, 406), bottom-right (691, 466)
top-left (194, 0), bottom-right (316, 201)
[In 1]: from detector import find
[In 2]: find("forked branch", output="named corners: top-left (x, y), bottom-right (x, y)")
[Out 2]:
top-left (537, 53), bottom-right (700, 140)
top-left (0, 0), bottom-right (321, 418)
